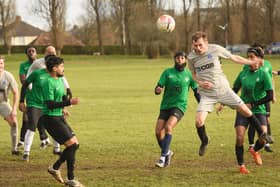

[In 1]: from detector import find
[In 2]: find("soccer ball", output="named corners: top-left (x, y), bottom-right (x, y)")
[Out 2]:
top-left (156, 15), bottom-right (175, 33)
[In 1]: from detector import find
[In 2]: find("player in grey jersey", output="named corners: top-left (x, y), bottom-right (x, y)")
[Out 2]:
top-left (0, 56), bottom-right (19, 155)
top-left (187, 31), bottom-right (271, 156)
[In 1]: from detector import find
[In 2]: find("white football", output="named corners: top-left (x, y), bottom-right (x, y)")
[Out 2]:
top-left (156, 15), bottom-right (175, 33)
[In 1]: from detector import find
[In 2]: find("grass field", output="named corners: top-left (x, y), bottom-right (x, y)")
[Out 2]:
top-left (0, 54), bottom-right (280, 187)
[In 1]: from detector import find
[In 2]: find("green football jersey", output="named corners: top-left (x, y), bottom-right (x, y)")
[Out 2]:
top-left (25, 69), bottom-right (50, 108)
top-left (233, 68), bottom-right (273, 114)
top-left (19, 60), bottom-right (32, 76)
top-left (243, 60), bottom-right (272, 77)
top-left (42, 76), bottom-right (65, 116)
top-left (157, 68), bottom-right (198, 113)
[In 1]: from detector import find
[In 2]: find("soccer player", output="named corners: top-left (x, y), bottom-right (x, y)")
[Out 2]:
top-left (39, 56), bottom-right (83, 187)
top-left (154, 52), bottom-right (200, 168)
top-left (231, 47), bottom-right (273, 174)
top-left (26, 46), bottom-right (72, 155)
top-left (18, 46), bottom-right (36, 148)
top-left (18, 47), bottom-right (51, 155)
top-left (245, 45), bottom-right (275, 152)
top-left (272, 70), bottom-right (280, 75)
top-left (187, 31), bottom-right (271, 157)
top-left (0, 56), bottom-right (19, 155)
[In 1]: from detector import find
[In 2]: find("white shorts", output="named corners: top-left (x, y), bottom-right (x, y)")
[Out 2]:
top-left (197, 88), bottom-right (244, 112)
top-left (0, 102), bottom-right (12, 118)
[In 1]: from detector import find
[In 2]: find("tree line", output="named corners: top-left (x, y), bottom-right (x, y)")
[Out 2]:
top-left (0, 0), bottom-right (279, 57)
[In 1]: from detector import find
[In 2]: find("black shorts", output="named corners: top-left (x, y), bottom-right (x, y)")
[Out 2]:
top-left (158, 107), bottom-right (184, 121)
top-left (265, 102), bottom-right (271, 117)
top-left (27, 107), bottom-right (43, 131)
top-left (38, 115), bottom-right (75, 144)
top-left (234, 113), bottom-right (267, 127)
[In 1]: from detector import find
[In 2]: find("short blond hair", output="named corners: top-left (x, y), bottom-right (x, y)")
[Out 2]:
top-left (191, 31), bottom-right (208, 42)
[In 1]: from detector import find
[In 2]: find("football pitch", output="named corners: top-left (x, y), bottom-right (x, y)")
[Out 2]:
top-left (0, 54), bottom-right (280, 186)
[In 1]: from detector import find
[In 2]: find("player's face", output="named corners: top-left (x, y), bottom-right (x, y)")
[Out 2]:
top-left (192, 38), bottom-right (208, 54)
top-left (247, 52), bottom-right (261, 70)
top-left (27, 48), bottom-right (37, 60)
top-left (175, 55), bottom-right (186, 64)
top-left (54, 63), bottom-right (64, 77)
top-left (0, 59), bottom-right (4, 72)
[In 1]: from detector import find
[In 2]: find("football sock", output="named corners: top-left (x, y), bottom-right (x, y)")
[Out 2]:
top-left (247, 125), bottom-right (255, 145)
top-left (267, 123), bottom-right (271, 135)
top-left (157, 138), bottom-right (163, 149)
top-left (24, 129), bottom-right (35, 155)
top-left (10, 124), bottom-right (18, 151)
top-left (235, 145), bottom-right (244, 166)
top-left (53, 140), bottom-right (60, 152)
top-left (66, 144), bottom-right (79, 180)
top-left (247, 115), bottom-right (263, 135)
top-left (20, 120), bottom-right (28, 142)
top-left (254, 140), bottom-right (264, 152)
top-left (161, 134), bottom-right (172, 156)
top-left (197, 125), bottom-right (208, 145)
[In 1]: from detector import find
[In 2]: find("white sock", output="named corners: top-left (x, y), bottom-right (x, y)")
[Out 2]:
top-left (24, 129), bottom-right (35, 155)
top-left (10, 125), bottom-right (18, 151)
top-left (160, 156), bottom-right (166, 162)
top-left (53, 140), bottom-right (60, 152)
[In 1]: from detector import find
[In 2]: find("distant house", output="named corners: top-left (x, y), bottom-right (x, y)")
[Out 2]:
top-left (0, 16), bottom-right (44, 46)
top-left (0, 16), bottom-right (84, 47)
top-left (30, 32), bottom-right (85, 46)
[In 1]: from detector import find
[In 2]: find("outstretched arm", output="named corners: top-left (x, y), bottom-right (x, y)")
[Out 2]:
top-left (229, 54), bottom-right (256, 65)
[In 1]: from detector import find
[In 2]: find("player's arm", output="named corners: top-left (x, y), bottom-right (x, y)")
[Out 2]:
top-left (272, 70), bottom-right (280, 76)
top-left (250, 90), bottom-right (273, 108)
top-left (62, 76), bottom-right (72, 99)
top-left (192, 88), bottom-right (200, 103)
top-left (229, 54), bottom-right (258, 65)
top-left (11, 86), bottom-right (19, 116)
top-left (46, 98), bottom-right (79, 109)
top-left (191, 71), bottom-right (213, 89)
top-left (19, 74), bottom-right (26, 85)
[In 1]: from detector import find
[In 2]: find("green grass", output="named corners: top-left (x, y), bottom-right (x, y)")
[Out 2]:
top-left (0, 54), bottom-right (280, 186)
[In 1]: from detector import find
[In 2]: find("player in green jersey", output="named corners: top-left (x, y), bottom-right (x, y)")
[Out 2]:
top-left (18, 46), bottom-right (51, 153)
top-left (19, 67), bottom-right (53, 161)
top-left (38, 56), bottom-right (83, 187)
top-left (245, 45), bottom-right (275, 152)
top-left (230, 47), bottom-right (273, 174)
top-left (0, 56), bottom-right (19, 155)
top-left (154, 52), bottom-right (200, 168)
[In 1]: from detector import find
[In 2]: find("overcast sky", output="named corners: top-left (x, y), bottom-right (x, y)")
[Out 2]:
top-left (15, 0), bottom-right (187, 31)
top-left (16, 0), bottom-right (86, 31)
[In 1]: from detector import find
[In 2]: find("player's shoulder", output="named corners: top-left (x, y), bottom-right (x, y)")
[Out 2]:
top-left (3, 70), bottom-right (16, 80)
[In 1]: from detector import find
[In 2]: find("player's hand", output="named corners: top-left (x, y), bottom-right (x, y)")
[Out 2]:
top-left (154, 86), bottom-right (162, 95)
top-left (19, 103), bottom-right (26, 112)
top-left (272, 71), bottom-right (278, 76)
top-left (246, 103), bottom-right (252, 109)
top-left (272, 96), bottom-right (276, 103)
top-left (70, 98), bottom-right (79, 105)
top-left (199, 81), bottom-right (213, 89)
top-left (63, 109), bottom-right (70, 118)
top-left (216, 104), bottom-right (224, 115)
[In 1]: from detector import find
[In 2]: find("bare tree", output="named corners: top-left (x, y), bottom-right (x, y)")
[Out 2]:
top-left (264, 0), bottom-right (276, 43)
top-left (182, 0), bottom-right (193, 51)
top-left (33, 0), bottom-right (66, 55)
top-left (242, 0), bottom-right (249, 43)
top-left (0, 0), bottom-right (16, 54)
top-left (195, 0), bottom-right (201, 30)
top-left (88, 0), bottom-right (104, 54)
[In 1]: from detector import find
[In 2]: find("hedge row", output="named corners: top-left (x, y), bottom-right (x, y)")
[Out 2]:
top-left (0, 45), bottom-right (172, 56)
